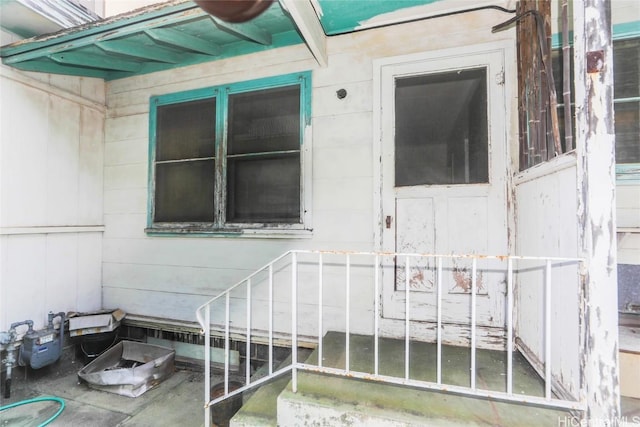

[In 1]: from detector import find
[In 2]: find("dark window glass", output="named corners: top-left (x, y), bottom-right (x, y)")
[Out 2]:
top-left (227, 154), bottom-right (300, 223)
top-left (155, 160), bottom-right (215, 222)
top-left (156, 98), bottom-right (216, 161)
top-left (552, 38), bottom-right (640, 164)
top-left (226, 86), bottom-right (301, 223)
top-left (613, 39), bottom-right (640, 164)
top-left (154, 97), bottom-right (216, 223)
top-left (395, 68), bottom-right (488, 186)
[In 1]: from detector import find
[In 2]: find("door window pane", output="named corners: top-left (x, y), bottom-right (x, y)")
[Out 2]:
top-left (395, 68), bottom-right (488, 186)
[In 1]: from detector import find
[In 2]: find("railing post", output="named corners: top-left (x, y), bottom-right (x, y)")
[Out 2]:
top-left (346, 253), bottom-right (351, 373)
top-left (545, 259), bottom-right (552, 400)
top-left (269, 265), bottom-right (274, 375)
top-left (204, 304), bottom-right (211, 427)
top-left (405, 256), bottom-right (410, 380)
top-left (470, 258), bottom-right (477, 390)
top-left (291, 252), bottom-right (298, 393)
top-left (507, 257), bottom-right (513, 395)
top-left (225, 292), bottom-right (230, 395)
top-left (318, 253), bottom-right (323, 368)
top-left (437, 256), bottom-right (442, 385)
top-left (374, 254), bottom-right (380, 377)
top-left (246, 279), bottom-right (252, 386)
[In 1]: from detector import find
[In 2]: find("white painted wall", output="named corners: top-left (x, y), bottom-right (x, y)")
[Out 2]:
top-left (0, 65), bottom-right (105, 332)
top-left (103, 7), bottom-right (518, 334)
top-left (514, 156), bottom-right (581, 398)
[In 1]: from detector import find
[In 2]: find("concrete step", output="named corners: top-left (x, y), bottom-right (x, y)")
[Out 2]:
top-left (276, 331), bottom-right (573, 426)
top-left (231, 331), bottom-right (573, 426)
top-left (230, 348), bottom-right (312, 427)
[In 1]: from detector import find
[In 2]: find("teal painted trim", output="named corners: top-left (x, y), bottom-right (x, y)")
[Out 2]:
top-left (147, 71), bottom-right (312, 234)
top-left (612, 21), bottom-right (640, 40)
top-left (104, 30), bottom-right (304, 81)
top-left (616, 164), bottom-right (640, 185)
top-left (147, 97), bottom-right (157, 229)
top-left (0, 2), bottom-right (199, 59)
top-left (317, 0), bottom-right (441, 35)
top-left (552, 21), bottom-right (640, 47)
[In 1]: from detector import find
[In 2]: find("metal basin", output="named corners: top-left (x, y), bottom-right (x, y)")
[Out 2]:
top-left (78, 340), bottom-right (175, 397)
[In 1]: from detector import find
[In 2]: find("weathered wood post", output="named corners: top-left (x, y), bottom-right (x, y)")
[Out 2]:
top-left (574, 0), bottom-right (620, 421)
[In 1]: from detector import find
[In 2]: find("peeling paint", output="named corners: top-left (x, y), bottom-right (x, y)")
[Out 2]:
top-left (451, 264), bottom-right (484, 294)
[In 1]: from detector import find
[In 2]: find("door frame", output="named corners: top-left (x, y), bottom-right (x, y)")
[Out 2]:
top-left (371, 40), bottom-right (517, 346)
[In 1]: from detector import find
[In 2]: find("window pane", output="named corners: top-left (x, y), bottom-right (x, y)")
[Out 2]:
top-left (157, 98), bottom-right (216, 161)
top-left (227, 86), bottom-right (300, 155)
top-left (155, 160), bottom-right (215, 222)
top-left (614, 39), bottom-right (639, 99)
top-left (616, 100), bottom-right (640, 163)
top-left (227, 154), bottom-right (300, 223)
top-left (395, 68), bottom-right (488, 186)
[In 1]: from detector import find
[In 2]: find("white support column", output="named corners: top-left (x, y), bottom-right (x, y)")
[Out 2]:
top-left (574, 0), bottom-right (620, 421)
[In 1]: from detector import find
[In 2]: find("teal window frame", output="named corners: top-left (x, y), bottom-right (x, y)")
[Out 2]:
top-left (146, 71), bottom-right (312, 236)
top-left (553, 22), bottom-right (640, 184)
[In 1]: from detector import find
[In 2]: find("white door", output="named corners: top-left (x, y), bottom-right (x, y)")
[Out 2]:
top-left (376, 44), bottom-right (511, 336)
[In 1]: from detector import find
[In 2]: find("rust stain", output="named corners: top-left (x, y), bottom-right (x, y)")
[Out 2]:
top-left (409, 270), bottom-right (424, 289)
top-left (451, 266), bottom-right (484, 293)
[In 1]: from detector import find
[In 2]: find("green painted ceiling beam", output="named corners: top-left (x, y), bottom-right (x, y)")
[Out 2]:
top-left (10, 59), bottom-right (109, 78)
top-left (96, 40), bottom-right (183, 64)
top-left (49, 52), bottom-right (142, 72)
top-left (1, 6), bottom-right (207, 65)
top-left (208, 16), bottom-right (272, 46)
top-left (144, 28), bottom-right (222, 56)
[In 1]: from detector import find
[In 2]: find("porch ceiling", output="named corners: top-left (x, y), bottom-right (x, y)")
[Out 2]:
top-left (0, 0), bottom-right (441, 81)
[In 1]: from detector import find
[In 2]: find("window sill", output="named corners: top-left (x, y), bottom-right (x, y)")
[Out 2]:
top-left (616, 164), bottom-right (640, 185)
top-left (145, 227), bottom-right (313, 239)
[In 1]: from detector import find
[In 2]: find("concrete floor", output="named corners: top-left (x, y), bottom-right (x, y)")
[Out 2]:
top-left (0, 347), bottom-right (210, 427)
top-left (2, 336), bottom-right (640, 427)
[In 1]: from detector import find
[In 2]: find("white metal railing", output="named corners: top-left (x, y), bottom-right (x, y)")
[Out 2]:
top-left (195, 250), bottom-right (585, 426)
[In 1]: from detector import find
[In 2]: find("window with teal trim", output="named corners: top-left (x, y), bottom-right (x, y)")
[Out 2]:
top-left (148, 72), bottom-right (311, 234)
top-left (552, 37), bottom-right (640, 182)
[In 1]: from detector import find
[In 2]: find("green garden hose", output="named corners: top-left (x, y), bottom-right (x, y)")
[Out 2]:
top-left (0, 396), bottom-right (65, 427)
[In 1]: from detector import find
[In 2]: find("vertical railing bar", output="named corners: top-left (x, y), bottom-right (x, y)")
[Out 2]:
top-left (204, 304), bottom-right (211, 427)
top-left (545, 259), bottom-right (552, 400)
top-left (246, 279), bottom-right (251, 386)
top-left (437, 256), bottom-right (442, 385)
top-left (225, 292), bottom-right (230, 395)
top-left (268, 265), bottom-right (273, 376)
top-left (374, 254), bottom-right (380, 377)
top-left (318, 253), bottom-right (323, 368)
top-left (346, 254), bottom-right (351, 373)
top-left (292, 252), bottom-right (298, 393)
top-left (507, 257), bottom-right (514, 395)
top-left (405, 256), bottom-right (410, 381)
top-left (471, 258), bottom-right (477, 390)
